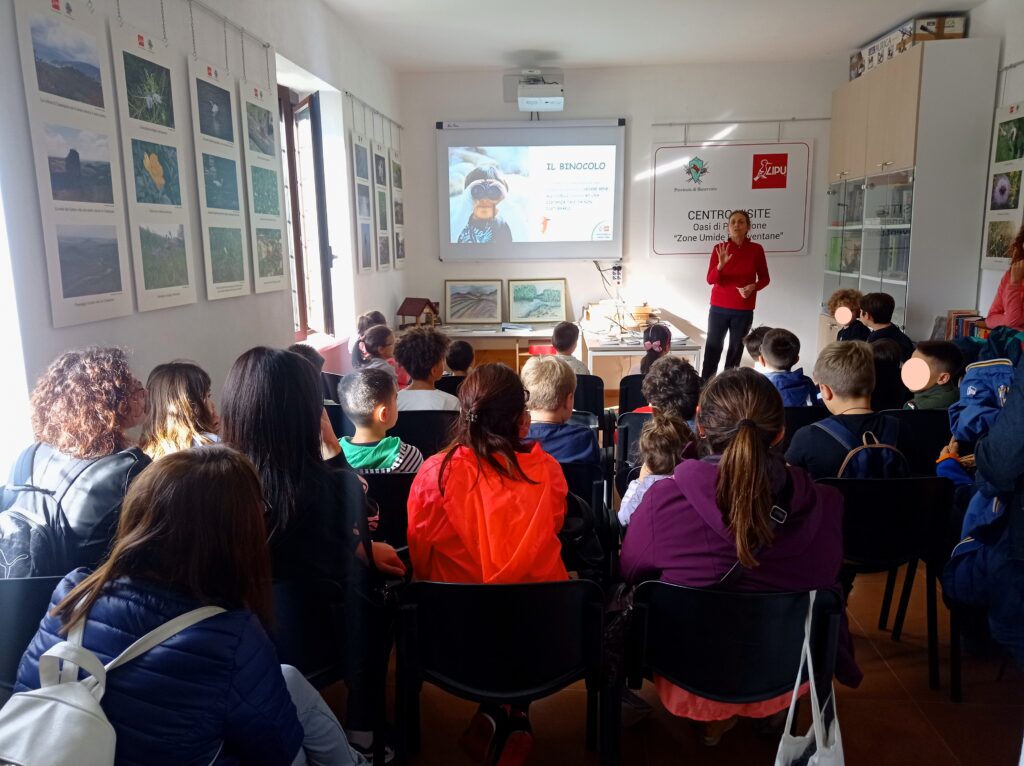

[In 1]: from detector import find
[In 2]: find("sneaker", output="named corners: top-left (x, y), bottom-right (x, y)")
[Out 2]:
top-left (458, 706), bottom-right (502, 763)
top-left (349, 737), bottom-right (395, 764)
top-left (701, 716), bottom-right (738, 747)
top-left (621, 688), bottom-right (653, 727)
top-left (495, 712), bottom-right (534, 766)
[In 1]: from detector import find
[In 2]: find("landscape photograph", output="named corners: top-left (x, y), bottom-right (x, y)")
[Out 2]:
top-left (394, 199), bottom-right (404, 226)
top-left (354, 143), bottom-right (369, 180)
top-left (30, 15), bottom-right (104, 109)
top-left (256, 227), bottom-right (284, 277)
top-left (44, 123), bottom-right (113, 204)
top-left (357, 183), bottom-right (371, 218)
top-left (196, 79), bottom-right (233, 142)
top-left (246, 102), bottom-right (275, 155)
top-left (131, 139), bottom-right (181, 205)
top-left (56, 224), bottom-right (121, 298)
top-left (445, 281), bottom-right (500, 322)
top-left (123, 51), bottom-right (174, 128)
top-left (209, 226), bottom-right (244, 283)
top-left (203, 153), bottom-right (239, 210)
top-left (251, 165), bottom-right (280, 215)
top-left (139, 223), bottom-right (188, 290)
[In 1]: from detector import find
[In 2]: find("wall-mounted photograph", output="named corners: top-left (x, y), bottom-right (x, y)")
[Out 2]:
top-left (358, 221), bottom-right (373, 272)
top-left (131, 138), bottom-right (181, 205)
top-left (996, 116), bottom-right (1024, 164)
top-left (56, 223), bottom-right (121, 298)
top-left (377, 189), bottom-right (389, 233)
top-left (356, 183), bottom-right (371, 218)
top-left (251, 165), bottom-right (280, 216)
top-left (209, 226), bottom-right (244, 283)
top-left (139, 222), bottom-right (188, 290)
top-left (353, 139), bottom-right (370, 181)
top-left (374, 152), bottom-right (388, 187)
top-left (445, 279), bottom-right (502, 323)
top-left (986, 219), bottom-right (1020, 262)
top-left (391, 157), bottom-right (403, 190)
top-left (395, 230), bottom-right (405, 262)
top-left (377, 235), bottom-right (391, 270)
top-left (203, 153), bottom-right (239, 211)
top-left (394, 199), bottom-right (404, 226)
top-left (44, 123), bottom-right (113, 204)
top-left (196, 79), bottom-right (233, 142)
top-left (123, 51), bottom-right (174, 128)
top-left (256, 227), bottom-right (284, 277)
top-left (508, 278), bottom-right (568, 323)
top-left (991, 171), bottom-right (1022, 211)
top-left (30, 15), bottom-right (104, 109)
top-left (246, 102), bottom-right (275, 155)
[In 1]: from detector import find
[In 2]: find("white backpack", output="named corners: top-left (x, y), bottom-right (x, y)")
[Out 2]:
top-left (0, 605), bottom-right (225, 766)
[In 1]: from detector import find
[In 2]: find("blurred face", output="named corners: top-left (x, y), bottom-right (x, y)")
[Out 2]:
top-left (205, 391), bottom-right (220, 433)
top-left (125, 377), bottom-right (147, 429)
top-left (378, 334), bottom-right (396, 360)
top-left (728, 213), bottom-right (750, 241)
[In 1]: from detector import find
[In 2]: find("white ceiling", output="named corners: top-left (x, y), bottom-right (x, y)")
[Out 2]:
top-left (322, 0), bottom-right (982, 72)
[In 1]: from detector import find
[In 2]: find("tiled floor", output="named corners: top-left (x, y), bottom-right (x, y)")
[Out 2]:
top-left (355, 570), bottom-right (1022, 765)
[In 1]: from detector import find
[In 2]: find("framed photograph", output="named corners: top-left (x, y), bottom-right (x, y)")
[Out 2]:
top-left (377, 234), bottom-right (391, 271)
top-left (352, 132), bottom-right (370, 182)
top-left (444, 279), bottom-right (502, 324)
top-left (508, 279), bottom-right (568, 323)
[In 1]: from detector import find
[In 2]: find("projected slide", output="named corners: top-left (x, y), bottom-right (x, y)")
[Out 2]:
top-left (448, 146), bottom-right (616, 244)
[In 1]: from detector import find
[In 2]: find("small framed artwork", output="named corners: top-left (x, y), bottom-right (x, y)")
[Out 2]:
top-left (377, 234), bottom-right (391, 271)
top-left (358, 221), bottom-right (373, 272)
top-left (352, 133), bottom-right (370, 182)
top-left (390, 147), bottom-right (403, 191)
top-left (508, 279), bottom-right (568, 323)
top-left (445, 279), bottom-right (502, 324)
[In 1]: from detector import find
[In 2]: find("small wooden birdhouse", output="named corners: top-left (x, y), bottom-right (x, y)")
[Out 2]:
top-left (397, 298), bottom-right (440, 329)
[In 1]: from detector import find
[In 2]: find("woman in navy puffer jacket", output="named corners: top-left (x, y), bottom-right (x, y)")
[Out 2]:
top-left (15, 446), bottom-right (364, 766)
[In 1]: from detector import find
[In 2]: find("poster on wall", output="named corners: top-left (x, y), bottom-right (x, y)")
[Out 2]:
top-left (110, 23), bottom-right (197, 312)
top-left (981, 102), bottom-right (1024, 270)
top-left (351, 132), bottom-right (374, 273)
top-left (188, 57), bottom-right (251, 299)
top-left (390, 147), bottom-right (405, 269)
top-left (240, 78), bottom-right (288, 293)
top-left (373, 141), bottom-right (391, 271)
top-left (14, 0), bottom-right (133, 327)
top-left (650, 141), bottom-right (812, 256)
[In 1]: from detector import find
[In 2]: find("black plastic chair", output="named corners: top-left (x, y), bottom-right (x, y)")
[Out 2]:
top-left (626, 582), bottom-right (842, 719)
top-left (615, 411), bottom-right (652, 498)
top-left (387, 410), bottom-right (457, 457)
top-left (324, 402), bottom-right (355, 438)
top-left (562, 462), bottom-right (617, 582)
top-left (434, 376), bottom-right (464, 397)
top-left (395, 580), bottom-right (615, 764)
top-left (363, 471), bottom-right (417, 549)
top-left (574, 374), bottom-right (605, 418)
top-left (818, 477), bottom-right (954, 689)
top-left (322, 371), bottom-right (343, 403)
top-left (617, 374), bottom-right (647, 414)
top-left (0, 575), bottom-right (62, 697)
top-left (778, 406), bottom-right (829, 455)
top-left (878, 408), bottom-right (952, 476)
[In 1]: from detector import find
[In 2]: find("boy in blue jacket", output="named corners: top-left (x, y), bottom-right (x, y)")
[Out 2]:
top-left (759, 328), bottom-right (818, 407)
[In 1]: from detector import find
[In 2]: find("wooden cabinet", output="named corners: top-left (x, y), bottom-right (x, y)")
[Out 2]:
top-left (828, 74), bottom-right (868, 181)
top-left (865, 45), bottom-right (922, 173)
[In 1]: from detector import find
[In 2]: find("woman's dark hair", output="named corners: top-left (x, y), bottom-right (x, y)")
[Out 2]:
top-left (358, 325), bottom-right (395, 365)
top-left (53, 446), bottom-right (272, 630)
top-left (350, 310), bottom-right (389, 367)
top-left (640, 323), bottom-right (672, 375)
top-left (697, 368), bottom-right (785, 568)
top-left (31, 347), bottom-right (138, 459)
top-left (140, 361), bottom-right (217, 460)
top-left (220, 347), bottom-right (324, 532)
top-left (288, 343), bottom-right (326, 373)
top-left (641, 356), bottom-right (701, 420)
top-left (394, 327), bottom-right (450, 380)
top-left (730, 209), bottom-right (752, 227)
top-left (438, 363), bottom-right (533, 492)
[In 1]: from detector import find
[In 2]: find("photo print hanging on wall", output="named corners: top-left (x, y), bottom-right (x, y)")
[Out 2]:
top-left (390, 147), bottom-right (405, 268)
top-left (372, 140), bottom-right (391, 271)
top-left (351, 131), bottom-right (375, 273)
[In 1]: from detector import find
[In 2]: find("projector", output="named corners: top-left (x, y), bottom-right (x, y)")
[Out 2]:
top-left (518, 81), bottom-right (564, 112)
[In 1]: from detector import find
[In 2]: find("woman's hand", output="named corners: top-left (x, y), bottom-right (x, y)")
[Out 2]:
top-left (716, 243), bottom-right (732, 270)
top-left (737, 283), bottom-right (756, 299)
top-left (320, 408), bottom-right (342, 460)
top-left (371, 541), bottom-right (406, 577)
top-left (938, 437), bottom-right (960, 462)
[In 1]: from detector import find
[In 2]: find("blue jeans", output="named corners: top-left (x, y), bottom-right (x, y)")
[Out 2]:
top-left (282, 665), bottom-right (368, 766)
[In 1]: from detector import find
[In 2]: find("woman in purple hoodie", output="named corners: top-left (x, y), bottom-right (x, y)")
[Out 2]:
top-left (620, 368), bottom-right (860, 745)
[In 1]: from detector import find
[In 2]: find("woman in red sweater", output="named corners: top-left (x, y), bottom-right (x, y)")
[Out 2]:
top-left (701, 210), bottom-right (770, 380)
top-left (986, 225), bottom-right (1024, 331)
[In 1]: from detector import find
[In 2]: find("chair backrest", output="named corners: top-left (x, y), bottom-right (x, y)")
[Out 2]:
top-left (877, 408), bottom-right (952, 476)
top-left (627, 582), bottom-right (841, 706)
top-left (387, 410), bottom-right (458, 457)
top-left (617, 374), bottom-right (647, 413)
top-left (0, 576), bottom-right (64, 692)
top-left (363, 472), bottom-right (417, 548)
top-left (779, 406), bottom-right (829, 454)
top-left (398, 580), bottom-right (603, 705)
top-left (817, 477), bottom-right (954, 568)
top-left (271, 578), bottom-right (348, 690)
top-left (322, 371), bottom-right (343, 403)
top-left (324, 402), bottom-right (355, 438)
top-left (573, 374), bottom-right (605, 419)
top-left (615, 411), bottom-right (652, 496)
top-left (434, 376), bottom-right (464, 397)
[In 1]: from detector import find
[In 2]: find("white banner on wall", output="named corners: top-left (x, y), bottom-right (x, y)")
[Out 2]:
top-left (981, 102), bottom-right (1024, 270)
top-left (111, 23), bottom-right (198, 313)
top-left (188, 57), bottom-right (251, 300)
top-left (651, 141), bottom-right (811, 256)
top-left (14, 0), bottom-right (134, 328)
top-left (240, 78), bottom-right (288, 293)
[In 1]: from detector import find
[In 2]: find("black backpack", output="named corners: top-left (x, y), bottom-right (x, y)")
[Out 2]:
top-left (813, 416), bottom-right (910, 479)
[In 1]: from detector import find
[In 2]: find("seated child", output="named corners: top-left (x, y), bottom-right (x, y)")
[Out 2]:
top-left (786, 341), bottom-right (908, 479)
top-left (759, 328), bottom-right (818, 407)
top-left (521, 355), bottom-right (600, 467)
top-left (861, 292), bottom-right (915, 361)
top-left (828, 288), bottom-right (871, 342)
top-left (870, 338), bottom-right (911, 411)
top-left (357, 325), bottom-right (398, 382)
top-left (350, 310), bottom-right (388, 369)
top-left (743, 325), bottom-right (772, 371)
top-left (338, 368), bottom-right (424, 473)
top-left (394, 327), bottom-right (460, 411)
top-left (629, 323), bottom-right (672, 375)
top-left (903, 340), bottom-right (965, 410)
top-left (446, 340), bottom-right (474, 377)
top-left (552, 321), bottom-right (591, 376)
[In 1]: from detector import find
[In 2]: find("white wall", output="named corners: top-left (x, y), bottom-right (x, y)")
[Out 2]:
top-left (971, 0), bottom-right (1024, 311)
top-left (0, 0), bottom-right (400, 402)
top-left (397, 62), bottom-right (846, 367)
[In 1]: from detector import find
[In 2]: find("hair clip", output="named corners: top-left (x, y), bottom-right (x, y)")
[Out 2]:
top-left (643, 340), bottom-right (662, 352)
top-left (464, 411), bottom-right (478, 422)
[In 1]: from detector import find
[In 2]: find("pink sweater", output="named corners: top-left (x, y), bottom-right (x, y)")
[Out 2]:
top-left (987, 269), bottom-right (1024, 331)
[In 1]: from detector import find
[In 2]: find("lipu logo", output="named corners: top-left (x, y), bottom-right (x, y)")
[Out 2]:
top-left (137, 34), bottom-right (145, 47)
top-left (51, 0), bottom-right (60, 10)
top-left (752, 154), bottom-right (788, 189)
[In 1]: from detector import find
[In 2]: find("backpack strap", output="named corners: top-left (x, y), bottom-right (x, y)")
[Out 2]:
top-left (105, 606), bottom-right (226, 671)
top-left (812, 417), bottom-right (858, 452)
top-left (38, 642), bottom-right (109, 702)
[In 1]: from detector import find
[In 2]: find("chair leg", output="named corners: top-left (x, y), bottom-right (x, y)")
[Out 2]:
top-left (949, 608), bottom-right (962, 703)
top-left (878, 567), bottom-right (898, 631)
top-left (926, 560), bottom-right (940, 690)
top-left (599, 682), bottom-right (621, 766)
top-left (891, 560), bottom-right (918, 642)
top-left (586, 686), bottom-right (598, 751)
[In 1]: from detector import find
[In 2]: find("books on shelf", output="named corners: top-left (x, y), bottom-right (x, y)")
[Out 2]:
top-left (945, 309), bottom-right (988, 340)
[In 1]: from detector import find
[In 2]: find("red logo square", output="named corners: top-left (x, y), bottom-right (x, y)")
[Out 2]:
top-left (51, 0), bottom-right (60, 10)
top-left (137, 35), bottom-right (145, 47)
top-left (752, 153), bottom-right (788, 189)
top-left (207, 66), bottom-right (213, 76)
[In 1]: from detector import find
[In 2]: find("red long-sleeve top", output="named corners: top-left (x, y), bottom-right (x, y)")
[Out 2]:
top-left (986, 268), bottom-right (1024, 331)
top-left (706, 238), bottom-right (770, 311)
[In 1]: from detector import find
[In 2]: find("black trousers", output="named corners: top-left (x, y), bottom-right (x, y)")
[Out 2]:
top-left (702, 307), bottom-right (754, 380)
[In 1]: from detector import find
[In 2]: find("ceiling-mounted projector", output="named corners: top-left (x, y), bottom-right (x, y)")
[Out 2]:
top-left (518, 73), bottom-right (564, 112)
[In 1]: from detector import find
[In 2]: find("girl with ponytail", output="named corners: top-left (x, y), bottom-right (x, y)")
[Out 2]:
top-left (620, 367), bottom-right (859, 744)
top-left (632, 322), bottom-right (672, 375)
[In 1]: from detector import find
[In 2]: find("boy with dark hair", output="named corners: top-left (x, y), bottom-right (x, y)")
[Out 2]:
top-left (905, 340), bottom-right (965, 410)
top-left (760, 328), bottom-right (818, 407)
top-left (743, 325), bottom-right (772, 367)
top-left (338, 368), bottom-right (424, 473)
top-left (860, 292), bottom-right (915, 362)
top-left (445, 340), bottom-right (474, 376)
top-left (394, 327), bottom-right (460, 411)
top-left (785, 341), bottom-right (908, 479)
top-left (551, 321), bottom-right (590, 375)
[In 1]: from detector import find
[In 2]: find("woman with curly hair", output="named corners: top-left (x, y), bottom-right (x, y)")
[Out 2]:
top-left (2, 347), bottom-right (151, 577)
top-left (140, 361), bottom-right (220, 460)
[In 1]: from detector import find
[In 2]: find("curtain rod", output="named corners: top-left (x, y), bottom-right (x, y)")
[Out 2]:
top-left (344, 90), bottom-right (404, 131)
top-left (190, 0), bottom-right (270, 50)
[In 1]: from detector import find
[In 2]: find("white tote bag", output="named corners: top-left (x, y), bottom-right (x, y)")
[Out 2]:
top-left (775, 591), bottom-right (844, 766)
